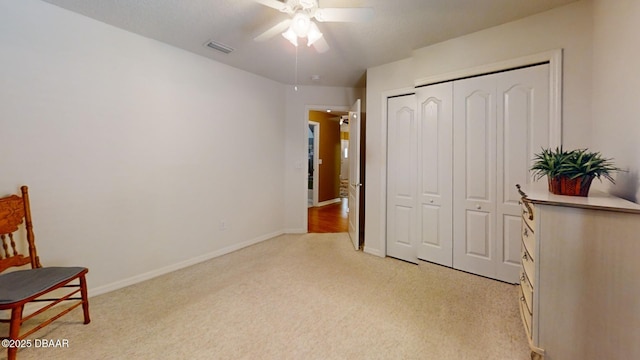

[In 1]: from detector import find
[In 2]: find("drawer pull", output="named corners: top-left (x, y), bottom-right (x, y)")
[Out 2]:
top-left (523, 202), bottom-right (534, 221)
top-left (516, 185), bottom-right (534, 221)
top-left (520, 274), bottom-right (526, 282)
top-left (524, 228), bottom-right (529, 237)
top-left (522, 252), bottom-right (529, 261)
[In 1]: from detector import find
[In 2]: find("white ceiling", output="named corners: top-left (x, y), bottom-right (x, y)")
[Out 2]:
top-left (41, 0), bottom-right (577, 88)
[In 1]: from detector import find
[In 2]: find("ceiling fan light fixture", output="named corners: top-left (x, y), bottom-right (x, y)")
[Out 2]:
top-left (291, 12), bottom-right (311, 37)
top-left (282, 26), bottom-right (298, 46)
top-left (306, 22), bottom-right (323, 46)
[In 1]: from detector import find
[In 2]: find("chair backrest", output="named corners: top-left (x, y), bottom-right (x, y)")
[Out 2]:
top-left (0, 186), bottom-right (41, 272)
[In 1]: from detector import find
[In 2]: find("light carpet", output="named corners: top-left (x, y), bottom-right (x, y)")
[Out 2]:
top-left (2, 233), bottom-right (531, 359)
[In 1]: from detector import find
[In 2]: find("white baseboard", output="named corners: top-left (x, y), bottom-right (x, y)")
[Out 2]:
top-left (316, 198), bottom-right (342, 207)
top-left (284, 228), bottom-right (307, 234)
top-left (89, 230), bottom-right (285, 297)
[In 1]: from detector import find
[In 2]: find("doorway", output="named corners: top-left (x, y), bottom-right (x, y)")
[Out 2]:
top-left (306, 107), bottom-right (349, 233)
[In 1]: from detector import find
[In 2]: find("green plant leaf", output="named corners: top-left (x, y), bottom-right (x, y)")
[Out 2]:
top-left (530, 147), bottom-right (622, 184)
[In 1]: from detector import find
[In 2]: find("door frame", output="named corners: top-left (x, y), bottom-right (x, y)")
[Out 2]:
top-left (378, 49), bottom-right (563, 257)
top-left (308, 121), bottom-right (320, 207)
top-left (347, 99), bottom-right (361, 250)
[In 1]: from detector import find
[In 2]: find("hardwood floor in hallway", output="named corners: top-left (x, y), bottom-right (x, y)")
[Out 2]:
top-left (308, 198), bottom-right (348, 233)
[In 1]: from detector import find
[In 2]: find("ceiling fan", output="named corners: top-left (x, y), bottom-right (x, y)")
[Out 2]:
top-left (253, 0), bottom-right (374, 53)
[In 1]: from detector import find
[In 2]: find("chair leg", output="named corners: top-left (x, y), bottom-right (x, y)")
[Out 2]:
top-left (80, 275), bottom-right (91, 324)
top-left (8, 305), bottom-right (23, 360)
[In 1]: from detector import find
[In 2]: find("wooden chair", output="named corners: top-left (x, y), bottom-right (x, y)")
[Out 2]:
top-left (0, 186), bottom-right (90, 360)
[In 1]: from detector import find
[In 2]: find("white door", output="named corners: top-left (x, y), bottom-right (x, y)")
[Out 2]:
top-left (347, 99), bottom-right (361, 250)
top-left (386, 94), bottom-right (419, 263)
top-left (416, 83), bottom-right (454, 266)
top-left (453, 73), bottom-right (498, 279)
top-left (495, 64), bottom-right (549, 281)
top-left (453, 64), bottom-right (550, 283)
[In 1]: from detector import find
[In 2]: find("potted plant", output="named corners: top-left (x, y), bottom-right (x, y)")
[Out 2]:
top-left (530, 147), bottom-right (621, 196)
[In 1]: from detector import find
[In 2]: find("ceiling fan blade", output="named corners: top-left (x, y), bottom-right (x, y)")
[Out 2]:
top-left (254, 19), bottom-right (292, 42)
top-left (254, 0), bottom-right (292, 13)
top-left (314, 7), bottom-right (374, 22)
top-left (311, 36), bottom-right (330, 53)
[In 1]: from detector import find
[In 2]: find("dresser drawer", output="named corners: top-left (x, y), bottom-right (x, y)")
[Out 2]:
top-left (522, 221), bottom-right (536, 261)
top-left (521, 200), bottom-right (536, 231)
top-left (520, 271), bottom-right (533, 315)
top-left (522, 243), bottom-right (535, 287)
top-left (519, 286), bottom-right (533, 338)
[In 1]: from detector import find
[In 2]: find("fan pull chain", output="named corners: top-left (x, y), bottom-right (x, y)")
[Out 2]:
top-left (294, 45), bottom-right (299, 92)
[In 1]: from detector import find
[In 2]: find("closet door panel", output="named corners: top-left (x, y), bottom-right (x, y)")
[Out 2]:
top-left (416, 82), bottom-right (453, 267)
top-left (453, 74), bottom-right (498, 278)
top-left (393, 206), bottom-right (413, 246)
top-left (420, 204), bottom-right (440, 247)
top-left (464, 90), bottom-right (494, 202)
top-left (386, 94), bottom-right (419, 263)
top-left (502, 214), bottom-right (523, 267)
top-left (465, 210), bottom-right (491, 258)
top-left (495, 64), bottom-right (550, 282)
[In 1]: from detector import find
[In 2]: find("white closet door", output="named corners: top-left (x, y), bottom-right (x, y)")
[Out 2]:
top-left (453, 65), bottom-right (550, 283)
top-left (495, 64), bottom-right (550, 282)
top-left (453, 73), bottom-right (498, 279)
top-left (386, 94), bottom-right (419, 263)
top-left (416, 83), bottom-right (453, 266)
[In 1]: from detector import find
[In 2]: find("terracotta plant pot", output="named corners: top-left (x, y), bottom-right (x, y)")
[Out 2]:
top-left (548, 175), bottom-right (595, 197)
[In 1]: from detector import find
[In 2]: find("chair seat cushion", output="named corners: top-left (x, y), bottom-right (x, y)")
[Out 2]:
top-left (0, 267), bottom-right (87, 305)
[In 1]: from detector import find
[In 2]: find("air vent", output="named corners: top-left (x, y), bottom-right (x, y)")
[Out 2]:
top-left (204, 40), bottom-right (234, 54)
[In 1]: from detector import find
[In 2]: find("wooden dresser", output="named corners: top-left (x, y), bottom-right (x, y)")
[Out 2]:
top-left (516, 183), bottom-right (640, 360)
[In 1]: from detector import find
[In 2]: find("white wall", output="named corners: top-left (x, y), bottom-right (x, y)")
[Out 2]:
top-left (0, 0), bottom-right (287, 294)
top-left (364, 1), bottom-right (594, 256)
top-left (592, 0), bottom-right (640, 202)
top-left (283, 85), bottom-right (362, 232)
